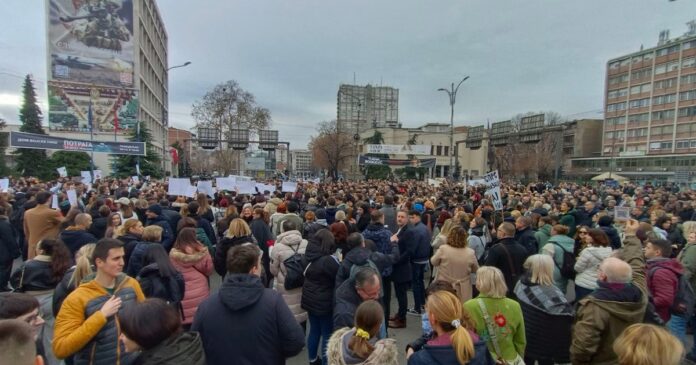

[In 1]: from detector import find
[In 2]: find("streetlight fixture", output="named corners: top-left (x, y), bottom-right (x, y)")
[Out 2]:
top-left (163, 61), bottom-right (192, 175)
top-left (438, 76), bottom-right (469, 179)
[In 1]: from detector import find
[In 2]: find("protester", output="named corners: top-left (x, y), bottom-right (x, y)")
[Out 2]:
top-left (270, 219), bottom-right (309, 326)
top-left (301, 229), bottom-right (340, 365)
top-left (249, 207), bottom-right (273, 286)
top-left (115, 219), bottom-right (144, 270)
top-left (145, 205), bottom-right (175, 251)
top-left (514, 254), bottom-right (574, 365)
top-left (0, 319), bottom-right (43, 365)
top-left (514, 216), bottom-right (538, 256)
top-left (541, 224), bottom-right (576, 292)
top-left (119, 298), bottom-right (205, 365)
top-left (612, 323), bottom-right (684, 365)
top-left (327, 300), bottom-right (397, 365)
top-left (52, 243), bottom-right (95, 318)
top-left (0, 204), bottom-right (20, 291)
top-left (136, 244), bottom-right (185, 306)
top-left (126, 225), bottom-right (162, 278)
top-left (484, 222), bottom-right (528, 297)
top-left (214, 218), bottom-right (256, 276)
top-left (387, 210), bottom-right (415, 328)
top-left (53, 238), bottom-right (145, 364)
top-left (23, 191), bottom-right (63, 259)
top-left (334, 267), bottom-right (382, 330)
top-left (431, 226), bottom-right (479, 303)
top-left (104, 212), bottom-right (121, 239)
top-left (192, 244), bottom-right (305, 365)
top-left (570, 219), bottom-right (647, 364)
top-left (573, 228), bottom-right (613, 302)
top-left (407, 291), bottom-right (493, 365)
top-left (408, 209), bottom-right (432, 316)
top-left (464, 266), bottom-right (526, 363)
top-left (59, 213), bottom-right (97, 257)
top-left (169, 227), bottom-right (213, 328)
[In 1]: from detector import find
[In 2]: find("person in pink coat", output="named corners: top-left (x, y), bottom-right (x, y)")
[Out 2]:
top-left (170, 227), bottom-right (214, 328)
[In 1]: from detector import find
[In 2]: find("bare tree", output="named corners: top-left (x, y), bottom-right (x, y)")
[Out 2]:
top-left (309, 120), bottom-right (354, 179)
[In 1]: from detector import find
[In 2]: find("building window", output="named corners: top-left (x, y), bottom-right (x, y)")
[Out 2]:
top-left (682, 73), bottom-right (696, 85)
top-left (631, 67), bottom-right (652, 80)
top-left (626, 128), bottom-right (648, 137)
top-left (676, 140), bottom-right (696, 149)
top-left (679, 90), bottom-right (696, 102)
top-left (606, 116), bottom-right (626, 126)
top-left (608, 88), bottom-right (629, 98)
top-left (609, 61), bottom-right (621, 69)
top-left (654, 78), bottom-right (677, 90)
top-left (444, 146), bottom-right (450, 156)
top-left (652, 93), bottom-right (676, 105)
top-left (683, 57), bottom-right (696, 69)
top-left (607, 102), bottom-right (627, 112)
top-left (609, 73), bottom-right (629, 85)
top-left (650, 141), bottom-right (673, 150)
top-left (629, 84), bottom-right (651, 95)
top-left (436, 146), bottom-right (442, 155)
top-left (627, 113), bottom-right (649, 123)
top-left (628, 98), bottom-right (650, 109)
top-left (655, 61), bottom-right (680, 75)
top-left (651, 125), bottom-right (674, 136)
top-left (677, 123), bottom-right (696, 133)
top-left (680, 106), bottom-right (696, 118)
top-left (652, 109), bottom-right (675, 120)
top-left (606, 130), bottom-right (626, 139)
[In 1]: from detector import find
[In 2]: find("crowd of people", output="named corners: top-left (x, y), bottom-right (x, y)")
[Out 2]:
top-left (0, 175), bottom-right (694, 365)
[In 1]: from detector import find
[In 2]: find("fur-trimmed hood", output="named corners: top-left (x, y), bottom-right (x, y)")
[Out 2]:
top-left (326, 327), bottom-right (398, 365)
top-left (170, 247), bottom-right (209, 267)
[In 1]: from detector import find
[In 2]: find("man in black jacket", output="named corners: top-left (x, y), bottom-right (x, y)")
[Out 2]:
top-left (514, 216), bottom-right (539, 256)
top-left (144, 205), bottom-right (174, 251)
top-left (408, 210), bottom-right (431, 316)
top-left (0, 205), bottom-right (19, 291)
top-left (333, 267), bottom-right (381, 331)
top-left (193, 245), bottom-right (304, 365)
top-left (387, 210), bottom-right (416, 328)
top-left (59, 213), bottom-right (97, 257)
top-left (485, 222), bottom-right (529, 297)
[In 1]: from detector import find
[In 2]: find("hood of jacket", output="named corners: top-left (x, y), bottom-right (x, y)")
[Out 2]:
top-left (134, 331), bottom-right (205, 365)
top-left (219, 273), bottom-right (264, 311)
top-left (304, 239), bottom-right (327, 262)
top-left (170, 247), bottom-right (209, 267)
top-left (538, 224), bottom-right (552, 237)
top-left (344, 246), bottom-right (371, 267)
top-left (584, 281), bottom-right (645, 322)
top-left (647, 257), bottom-right (684, 276)
top-left (276, 230), bottom-right (304, 247)
top-left (327, 327), bottom-right (397, 365)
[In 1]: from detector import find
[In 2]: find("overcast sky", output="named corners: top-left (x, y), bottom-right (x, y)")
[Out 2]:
top-left (0, 0), bottom-right (693, 149)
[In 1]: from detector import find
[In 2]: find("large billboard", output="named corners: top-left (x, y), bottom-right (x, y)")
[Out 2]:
top-left (10, 131), bottom-right (145, 155)
top-left (47, 0), bottom-right (137, 132)
top-left (365, 144), bottom-right (431, 155)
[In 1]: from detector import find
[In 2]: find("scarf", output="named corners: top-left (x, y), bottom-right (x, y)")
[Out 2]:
top-left (514, 274), bottom-right (574, 316)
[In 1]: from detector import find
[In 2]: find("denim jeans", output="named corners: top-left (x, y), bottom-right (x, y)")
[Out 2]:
top-left (667, 314), bottom-right (688, 346)
top-left (412, 263), bottom-right (427, 311)
top-left (307, 313), bottom-right (333, 364)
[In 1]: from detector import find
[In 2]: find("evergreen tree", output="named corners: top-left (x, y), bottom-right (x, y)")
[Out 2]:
top-left (111, 123), bottom-right (162, 178)
top-left (49, 151), bottom-right (92, 177)
top-left (14, 75), bottom-right (50, 178)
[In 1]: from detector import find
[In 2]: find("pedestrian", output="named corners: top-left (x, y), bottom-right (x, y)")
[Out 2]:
top-left (136, 244), bottom-right (185, 307)
top-left (270, 220), bottom-right (309, 326)
top-left (52, 243), bottom-right (95, 319)
top-left (0, 319), bottom-right (43, 365)
top-left (23, 191), bottom-right (63, 259)
top-left (327, 300), bottom-right (398, 365)
top-left (59, 213), bottom-right (97, 258)
top-left (387, 210), bottom-right (416, 329)
top-left (484, 222), bottom-right (528, 297)
top-left (541, 224), bottom-right (576, 292)
top-left (613, 323), bottom-right (683, 365)
top-left (119, 298), bottom-right (205, 365)
top-left (214, 218), bottom-right (256, 277)
top-left (407, 209), bottom-right (431, 316)
top-left (127, 225), bottom-right (162, 278)
top-left (573, 228), bottom-right (613, 302)
top-left (0, 204), bottom-right (20, 291)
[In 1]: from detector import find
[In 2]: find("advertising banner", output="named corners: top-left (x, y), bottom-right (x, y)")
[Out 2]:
top-left (47, 0), bottom-right (135, 88)
top-left (48, 82), bottom-right (138, 132)
top-left (10, 131), bottom-right (145, 155)
top-left (365, 144), bottom-right (431, 155)
top-left (245, 157), bottom-right (266, 171)
top-left (358, 155), bottom-right (436, 168)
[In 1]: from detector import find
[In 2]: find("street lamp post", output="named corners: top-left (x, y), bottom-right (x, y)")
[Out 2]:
top-left (438, 76), bottom-right (469, 179)
top-left (163, 61), bottom-right (192, 175)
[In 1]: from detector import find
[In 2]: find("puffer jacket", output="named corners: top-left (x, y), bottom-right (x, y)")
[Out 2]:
top-left (214, 235), bottom-right (256, 276)
top-left (301, 238), bottom-right (339, 316)
top-left (646, 257), bottom-right (682, 322)
top-left (170, 247), bottom-right (213, 324)
top-left (326, 327), bottom-right (398, 365)
top-left (573, 245), bottom-right (613, 290)
top-left (126, 241), bottom-right (153, 278)
top-left (542, 234), bottom-right (576, 292)
top-left (570, 236), bottom-right (647, 365)
top-left (270, 230), bottom-right (308, 324)
top-left (53, 274), bottom-right (145, 365)
top-left (132, 331), bottom-right (205, 365)
top-left (362, 223), bottom-right (394, 277)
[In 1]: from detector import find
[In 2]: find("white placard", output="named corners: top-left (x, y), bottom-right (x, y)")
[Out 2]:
top-left (312, 178), bottom-right (321, 184)
top-left (57, 167), bottom-right (68, 177)
top-left (485, 186), bottom-right (503, 211)
top-left (197, 181), bottom-right (216, 197)
top-left (282, 181), bottom-right (297, 193)
top-left (427, 178), bottom-right (441, 187)
top-left (66, 189), bottom-right (78, 207)
top-left (255, 183), bottom-right (276, 193)
top-left (216, 177), bottom-right (237, 191)
top-left (168, 178), bottom-right (192, 196)
top-left (80, 171), bottom-right (92, 185)
top-left (483, 170), bottom-right (500, 189)
top-left (614, 206), bottom-right (630, 221)
top-left (0, 178), bottom-right (8, 192)
top-left (51, 194), bottom-right (59, 209)
top-left (229, 175), bottom-right (252, 182)
top-left (186, 185), bottom-right (198, 198)
top-left (236, 181), bottom-right (256, 194)
top-left (467, 178), bottom-right (486, 186)
top-left (132, 176), bottom-right (139, 184)
top-left (94, 170), bottom-right (103, 180)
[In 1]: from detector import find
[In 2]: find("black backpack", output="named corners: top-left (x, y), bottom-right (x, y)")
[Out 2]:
top-left (283, 245), bottom-right (308, 290)
top-left (550, 241), bottom-right (576, 280)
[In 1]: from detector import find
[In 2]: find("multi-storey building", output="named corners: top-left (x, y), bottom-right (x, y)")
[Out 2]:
top-left (572, 23), bottom-right (696, 183)
top-left (290, 149), bottom-right (314, 178)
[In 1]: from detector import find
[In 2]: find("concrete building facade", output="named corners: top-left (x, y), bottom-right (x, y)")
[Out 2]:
top-left (290, 149), bottom-right (314, 178)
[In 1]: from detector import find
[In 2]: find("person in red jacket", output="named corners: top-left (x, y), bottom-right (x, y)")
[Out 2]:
top-left (644, 238), bottom-right (683, 323)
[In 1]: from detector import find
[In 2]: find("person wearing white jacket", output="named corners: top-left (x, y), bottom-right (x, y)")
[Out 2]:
top-left (574, 228), bottom-right (613, 302)
top-left (270, 219), bottom-right (309, 326)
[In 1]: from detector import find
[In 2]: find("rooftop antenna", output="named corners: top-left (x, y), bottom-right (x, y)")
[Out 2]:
top-left (687, 20), bottom-right (696, 36)
top-left (658, 30), bottom-right (670, 46)
top-left (353, 72), bottom-right (356, 85)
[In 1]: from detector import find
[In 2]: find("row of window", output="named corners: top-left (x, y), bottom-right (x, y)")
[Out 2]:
top-left (676, 139), bottom-right (696, 149)
top-left (609, 42), bottom-right (696, 69)
top-left (608, 90), bottom-right (696, 111)
top-left (605, 123), bottom-right (696, 137)
top-left (573, 156), bottom-right (696, 169)
top-left (610, 59), bottom-right (696, 85)
top-left (681, 90), bottom-right (696, 101)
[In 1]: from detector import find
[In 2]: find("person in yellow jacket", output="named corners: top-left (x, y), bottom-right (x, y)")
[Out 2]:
top-left (53, 238), bottom-right (145, 365)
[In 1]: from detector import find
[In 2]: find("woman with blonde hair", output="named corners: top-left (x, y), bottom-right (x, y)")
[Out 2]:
top-left (327, 300), bottom-right (398, 365)
top-left (214, 218), bottom-right (256, 276)
top-left (408, 291), bottom-right (493, 365)
top-left (431, 218), bottom-right (456, 251)
top-left (126, 225), bottom-right (162, 277)
top-left (464, 266), bottom-right (526, 363)
top-left (613, 323), bottom-right (683, 365)
top-left (514, 254), bottom-right (574, 365)
top-left (52, 243), bottom-right (96, 316)
top-left (431, 226), bottom-right (479, 303)
top-left (116, 219), bottom-right (144, 268)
